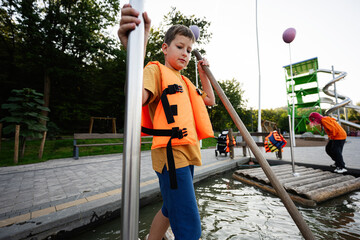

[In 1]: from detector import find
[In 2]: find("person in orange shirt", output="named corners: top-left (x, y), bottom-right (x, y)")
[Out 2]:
top-left (309, 112), bottom-right (347, 173)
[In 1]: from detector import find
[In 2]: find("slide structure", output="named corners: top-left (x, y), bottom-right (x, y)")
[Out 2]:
top-left (318, 68), bottom-right (360, 130)
top-left (283, 57), bottom-right (360, 133)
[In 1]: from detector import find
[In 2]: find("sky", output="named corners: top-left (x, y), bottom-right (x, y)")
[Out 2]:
top-left (118, 0), bottom-right (360, 110)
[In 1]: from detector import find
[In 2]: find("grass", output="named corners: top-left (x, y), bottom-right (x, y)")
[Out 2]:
top-left (0, 136), bottom-right (217, 167)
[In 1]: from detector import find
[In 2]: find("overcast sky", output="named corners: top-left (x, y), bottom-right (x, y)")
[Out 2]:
top-left (118, 0), bottom-right (360, 110)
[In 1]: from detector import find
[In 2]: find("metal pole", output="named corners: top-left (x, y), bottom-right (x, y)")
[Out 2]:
top-left (193, 49), bottom-right (315, 240)
top-left (344, 107), bottom-right (350, 133)
top-left (255, 0), bottom-right (262, 136)
top-left (332, 65), bottom-right (340, 121)
top-left (288, 115), bottom-right (299, 177)
top-left (288, 44), bottom-right (296, 146)
top-left (121, 0), bottom-right (144, 239)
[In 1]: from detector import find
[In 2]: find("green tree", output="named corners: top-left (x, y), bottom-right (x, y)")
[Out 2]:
top-left (259, 108), bottom-right (289, 132)
top-left (0, 0), bottom-right (121, 132)
top-left (347, 102), bottom-right (360, 121)
top-left (1, 88), bottom-right (50, 157)
top-left (209, 79), bottom-right (248, 131)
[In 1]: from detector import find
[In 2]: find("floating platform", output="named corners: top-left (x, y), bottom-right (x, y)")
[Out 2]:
top-left (233, 164), bottom-right (360, 206)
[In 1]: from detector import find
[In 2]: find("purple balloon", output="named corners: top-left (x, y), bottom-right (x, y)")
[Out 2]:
top-left (283, 28), bottom-right (296, 43)
top-left (190, 25), bottom-right (200, 41)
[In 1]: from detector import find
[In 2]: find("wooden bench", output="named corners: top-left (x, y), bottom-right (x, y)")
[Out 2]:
top-left (73, 133), bottom-right (152, 159)
top-left (234, 132), bottom-right (282, 159)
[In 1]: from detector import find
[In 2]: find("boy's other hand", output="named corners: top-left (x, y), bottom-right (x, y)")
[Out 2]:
top-left (198, 58), bottom-right (209, 73)
top-left (118, 4), bottom-right (151, 49)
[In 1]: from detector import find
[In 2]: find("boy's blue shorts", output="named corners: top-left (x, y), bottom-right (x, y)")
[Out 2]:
top-left (156, 165), bottom-right (201, 239)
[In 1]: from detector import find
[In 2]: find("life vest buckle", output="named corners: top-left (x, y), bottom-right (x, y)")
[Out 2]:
top-left (171, 127), bottom-right (188, 139)
top-left (167, 84), bottom-right (183, 94)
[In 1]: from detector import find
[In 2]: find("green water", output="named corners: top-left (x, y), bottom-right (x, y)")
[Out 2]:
top-left (72, 171), bottom-right (360, 239)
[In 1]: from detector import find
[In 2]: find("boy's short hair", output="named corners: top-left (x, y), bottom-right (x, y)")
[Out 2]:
top-left (164, 25), bottom-right (195, 45)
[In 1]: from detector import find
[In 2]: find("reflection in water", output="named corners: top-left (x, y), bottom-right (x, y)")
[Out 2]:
top-left (71, 171), bottom-right (360, 240)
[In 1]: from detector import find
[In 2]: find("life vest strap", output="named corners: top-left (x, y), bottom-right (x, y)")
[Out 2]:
top-left (161, 84), bottom-right (183, 124)
top-left (141, 126), bottom-right (188, 189)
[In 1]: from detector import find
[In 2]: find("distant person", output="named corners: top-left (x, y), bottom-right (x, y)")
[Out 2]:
top-left (309, 112), bottom-right (347, 173)
top-left (118, 4), bottom-right (215, 239)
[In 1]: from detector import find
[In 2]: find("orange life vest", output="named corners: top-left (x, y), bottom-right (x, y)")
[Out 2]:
top-left (141, 61), bottom-right (213, 147)
top-left (141, 61), bottom-right (214, 188)
top-left (226, 135), bottom-right (236, 152)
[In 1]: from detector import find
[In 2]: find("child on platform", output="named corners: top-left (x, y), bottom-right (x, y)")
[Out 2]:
top-left (309, 112), bottom-right (347, 173)
top-left (118, 4), bottom-right (215, 240)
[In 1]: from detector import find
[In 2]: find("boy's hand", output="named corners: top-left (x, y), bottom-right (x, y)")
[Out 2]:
top-left (197, 58), bottom-right (209, 74)
top-left (118, 3), bottom-right (151, 49)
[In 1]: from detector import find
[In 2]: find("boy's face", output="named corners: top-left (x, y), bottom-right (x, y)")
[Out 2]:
top-left (162, 34), bottom-right (193, 71)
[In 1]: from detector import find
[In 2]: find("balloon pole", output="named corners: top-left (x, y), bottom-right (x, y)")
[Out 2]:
top-left (289, 44), bottom-right (296, 146)
top-left (255, 0), bottom-right (262, 139)
top-left (283, 28), bottom-right (297, 147)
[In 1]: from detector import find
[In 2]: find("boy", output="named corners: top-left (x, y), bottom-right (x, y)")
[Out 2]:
top-left (309, 112), bottom-right (347, 173)
top-left (118, 4), bottom-right (215, 240)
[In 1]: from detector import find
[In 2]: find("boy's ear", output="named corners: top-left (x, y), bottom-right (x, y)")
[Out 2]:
top-left (162, 43), bottom-right (168, 55)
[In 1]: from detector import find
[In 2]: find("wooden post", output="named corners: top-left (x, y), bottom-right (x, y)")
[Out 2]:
top-left (38, 131), bottom-right (47, 159)
top-left (229, 128), bottom-right (234, 159)
top-left (14, 125), bottom-right (20, 164)
top-left (89, 117), bottom-right (94, 133)
top-left (112, 118), bottom-right (117, 133)
top-left (0, 123), bottom-right (2, 151)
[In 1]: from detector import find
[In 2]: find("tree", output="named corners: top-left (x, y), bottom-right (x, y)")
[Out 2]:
top-left (1, 88), bottom-right (50, 158)
top-left (0, 0), bottom-right (121, 131)
top-left (260, 108), bottom-right (289, 132)
top-left (209, 79), bottom-right (248, 131)
top-left (347, 102), bottom-right (360, 121)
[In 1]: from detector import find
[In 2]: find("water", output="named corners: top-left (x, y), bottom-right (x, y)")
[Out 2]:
top-left (72, 171), bottom-right (360, 240)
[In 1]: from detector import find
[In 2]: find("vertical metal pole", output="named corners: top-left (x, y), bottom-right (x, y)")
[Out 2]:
top-left (332, 66), bottom-right (340, 121)
top-left (255, 0), bottom-right (262, 137)
top-left (288, 44), bottom-right (296, 147)
top-left (288, 115), bottom-right (299, 177)
top-left (344, 107), bottom-right (350, 133)
top-left (121, 0), bottom-right (144, 239)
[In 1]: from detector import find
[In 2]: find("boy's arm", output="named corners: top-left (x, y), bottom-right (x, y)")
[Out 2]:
top-left (117, 3), bottom-right (151, 58)
top-left (198, 59), bottom-right (215, 106)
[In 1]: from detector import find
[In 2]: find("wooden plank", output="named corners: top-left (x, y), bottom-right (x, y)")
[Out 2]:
top-left (74, 133), bottom-right (124, 139)
top-left (292, 175), bottom-right (355, 194)
top-left (237, 142), bottom-right (265, 147)
top-left (234, 132), bottom-right (269, 137)
top-left (234, 165), bottom-right (360, 205)
top-left (283, 171), bottom-right (334, 188)
top-left (267, 169), bottom-right (323, 184)
top-left (76, 143), bottom-right (123, 147)
top-left (232, 173), bottom-right (316, 207)
top-left (306, 178), bottom-right (360, 203)
top-left (236, 165), bottom-right (300, 178)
